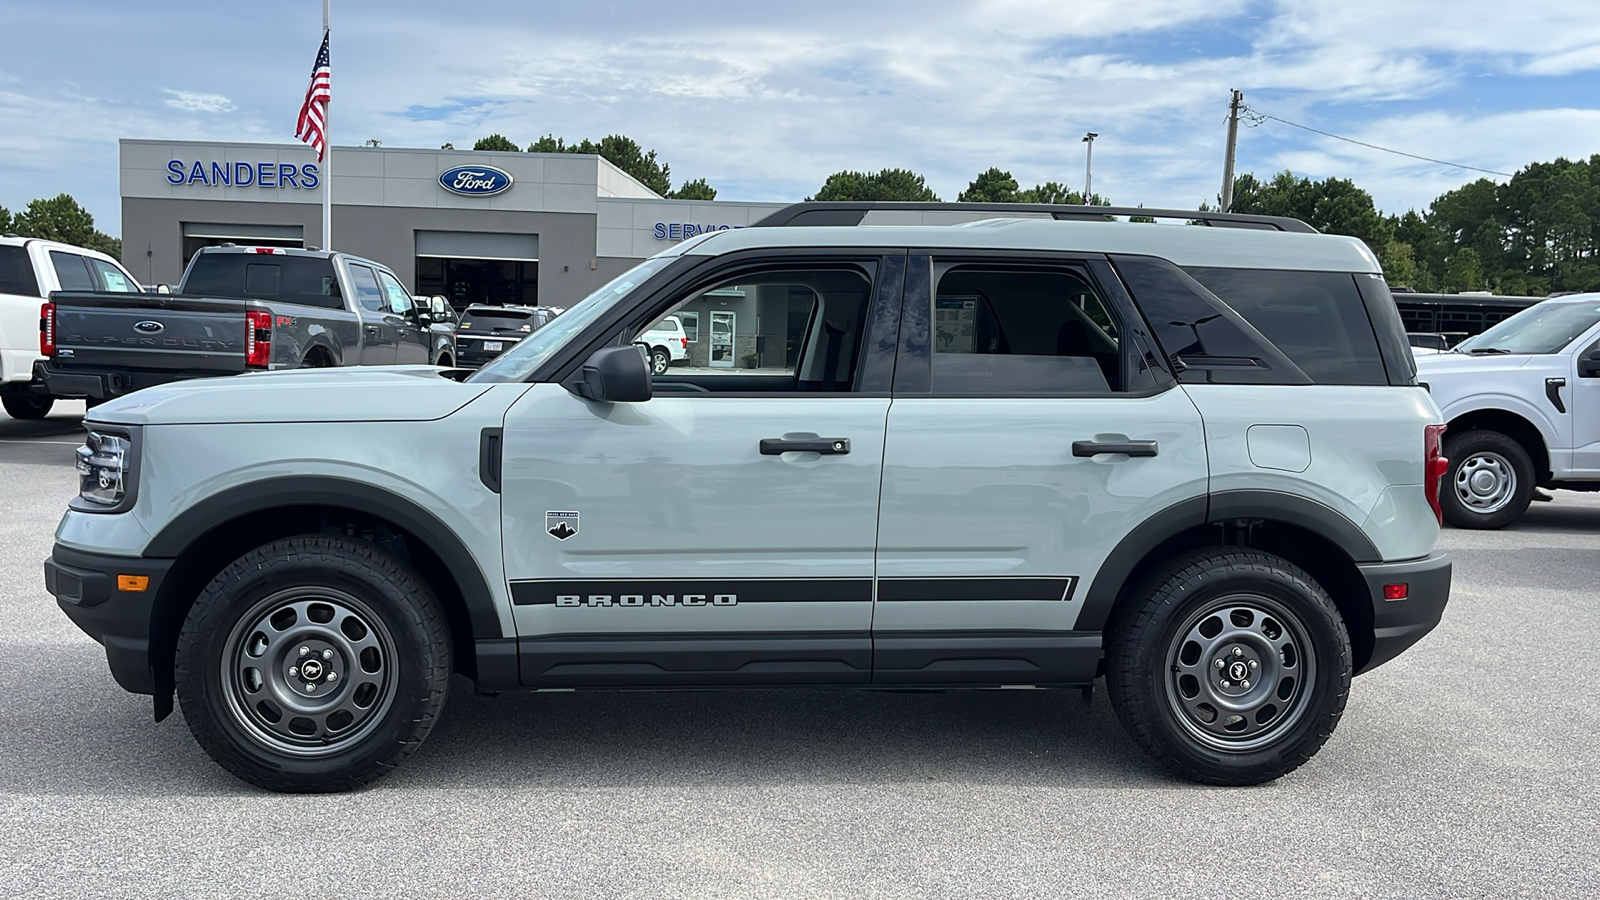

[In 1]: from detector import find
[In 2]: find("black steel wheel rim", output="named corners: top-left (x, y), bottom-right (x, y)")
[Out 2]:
top-left (1162, 592), bottom-right (1318, 752)
top-left (220, 586), bottom-right (398, 758)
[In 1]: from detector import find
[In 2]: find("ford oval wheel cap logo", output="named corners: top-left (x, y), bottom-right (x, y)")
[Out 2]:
top-left (439, 165), bottom-right (514, 197)
top-left (133, 320), bottom-right (165, 334)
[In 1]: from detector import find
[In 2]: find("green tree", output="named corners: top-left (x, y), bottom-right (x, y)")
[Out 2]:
top-left (472, 134), bottom-right (519, 152)
top-left (1018, 181), bottom-right (1103, 205)
top-left (1445, 247), bottom-right (1485, 292)
top-left (527, 133), bottom-right (688, 198)
top-left (0, 204), bottom-right (11, 233)
top-left (958, 168), bottom-right (1021, 203)
top-left (809, 168), bottom-right (941, 202)
top-left (670, 178), bottom-right (717, 201)
top-left (11, 194), bottom-right (120, 258)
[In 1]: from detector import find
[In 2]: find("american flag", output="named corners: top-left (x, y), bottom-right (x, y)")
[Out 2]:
top-left (295, 34), bottom-right (331, 161)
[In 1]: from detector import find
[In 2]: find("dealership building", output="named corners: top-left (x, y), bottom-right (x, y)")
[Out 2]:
top-left (118, 139), bottom-right (788, 313)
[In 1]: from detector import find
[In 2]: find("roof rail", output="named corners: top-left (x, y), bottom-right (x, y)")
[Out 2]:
top-left (748, 201), bottom-right (1319, 234)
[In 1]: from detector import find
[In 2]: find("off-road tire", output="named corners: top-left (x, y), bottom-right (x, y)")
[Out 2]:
top-left (1441, 429), bottom-right (1535, 530)
top-left (1, 391), bottom-right (53, 420)
top-left (175, 535), bottom-right (451, 793)
top-left (1106, 547), bottom-right (1352, 786)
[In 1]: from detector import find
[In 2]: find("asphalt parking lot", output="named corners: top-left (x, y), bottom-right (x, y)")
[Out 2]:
top-left (2, 405), bottom-right (1596, 899)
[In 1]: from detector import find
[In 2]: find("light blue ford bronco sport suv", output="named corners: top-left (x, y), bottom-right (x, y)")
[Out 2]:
top-left (46, 202), bottom-right (1452, 792)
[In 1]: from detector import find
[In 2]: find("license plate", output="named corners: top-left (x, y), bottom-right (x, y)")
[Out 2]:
top-left (484, 341), bottom-right (503, 351)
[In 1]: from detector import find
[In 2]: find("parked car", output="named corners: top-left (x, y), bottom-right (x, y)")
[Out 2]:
top-left (1416, 292), bottom-right (1600, 528)
top-left (47, 201), bottom-right (1449, 792)
top-left (638, 314), bottom-right (690, 374)
top-left (454, 304), bottom-right (560, 368)
top-left (37, 246), bottom-right (454, 404)
top-left (0, 235), bottom-right (142, 418)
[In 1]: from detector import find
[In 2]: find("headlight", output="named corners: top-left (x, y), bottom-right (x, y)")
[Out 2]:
top-left (75, 431), bottom-right (132, 509)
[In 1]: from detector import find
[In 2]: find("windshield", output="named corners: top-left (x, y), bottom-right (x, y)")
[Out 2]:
top-left (1462, 300), bottom-right (1599, 355)
top-left (467, 258), bottom-right (673, 383)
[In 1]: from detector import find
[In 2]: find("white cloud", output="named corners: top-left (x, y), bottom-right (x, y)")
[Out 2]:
top-left (163, 90), bottom-right (234, 113)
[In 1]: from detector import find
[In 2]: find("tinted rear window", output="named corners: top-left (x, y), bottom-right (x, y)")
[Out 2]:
top-left (183, 254), bottom-right (343, 309)
top-left (1185, 267), bottom-right (1386, 385)
top-left (460, 309), bottom-right (535, 332)
top-left (0, 246), bottom-right (39, 296)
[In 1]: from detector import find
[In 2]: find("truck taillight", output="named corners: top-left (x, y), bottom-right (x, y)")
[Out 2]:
top-left (39, 302), bottom-right (55, 356)
top-left (1425, 424), bottom-right (1448, 523)
top-left (245, 310), bottom-right (272, 368)
top-left (680, 337), bottom-right (688, 350)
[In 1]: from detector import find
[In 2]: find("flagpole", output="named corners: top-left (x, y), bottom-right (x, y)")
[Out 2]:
top-left (321, 0), bottom-right (332, 251)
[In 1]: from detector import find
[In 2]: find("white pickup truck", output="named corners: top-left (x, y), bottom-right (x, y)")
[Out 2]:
top-left (0, 236), bottom-right (142, 418)
top-left (1416, 292), bottom-right (1600, 528)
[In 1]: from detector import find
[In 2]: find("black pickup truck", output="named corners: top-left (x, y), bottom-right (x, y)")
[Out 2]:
top-left (37, 246), bottom-right (456, 403)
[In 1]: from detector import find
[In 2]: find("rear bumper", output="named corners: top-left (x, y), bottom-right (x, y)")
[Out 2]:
top-left (44, 544), bottom-right (170, 694)
top-left (36, 361), bottom-right (228, 400)
top-left (1356, 551), bottom-right (1452, 673)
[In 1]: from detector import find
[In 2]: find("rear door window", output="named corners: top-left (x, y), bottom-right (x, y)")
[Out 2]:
top-left (49, 251), bottom-right (95, 291)
top-left (1185, 267), bottom-right (1387, 385)
top-left (0, 246), bottom-right (39, 296)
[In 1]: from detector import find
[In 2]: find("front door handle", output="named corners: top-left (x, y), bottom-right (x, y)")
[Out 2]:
top-left (760, 437), bottom-right (851, 455)
top-left (1072, 439), bottom-right (1159, 458)
top-left (365, 325), bottom-right (381, 337)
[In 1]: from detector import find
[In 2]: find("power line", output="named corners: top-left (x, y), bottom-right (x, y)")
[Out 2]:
top-left (1242, 106), bottom-right (1514, 177)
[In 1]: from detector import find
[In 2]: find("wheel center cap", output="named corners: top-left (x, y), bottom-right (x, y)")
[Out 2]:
top-left (1227, 660), bottom-right (1250, 682)
top-left (1471, 470), bottom-right (1497, 493)
top-left (300, 658), bottom-right (325, 681)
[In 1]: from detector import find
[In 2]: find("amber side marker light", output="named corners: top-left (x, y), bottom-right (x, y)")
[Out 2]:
top-left (117, 575), bottom-right (150, 592)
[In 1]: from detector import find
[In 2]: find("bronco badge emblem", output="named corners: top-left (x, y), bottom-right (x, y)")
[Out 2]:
top-left (546, 510), bottom-right (579, 541)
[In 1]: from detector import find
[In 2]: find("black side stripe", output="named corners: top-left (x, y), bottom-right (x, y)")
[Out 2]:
top-left (511, 577), bottom-right (1079, 606)
top-left (511, 579), bottom-right (873, 606)
top-left (877, 577), bottom-right (1077, 603)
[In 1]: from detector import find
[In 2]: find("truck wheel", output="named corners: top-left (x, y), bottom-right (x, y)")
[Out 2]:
top-left (1441, 429), bottom-right (1534, 530)
top-left (650, 347), bottom-right (671, 375)
top-left (1106, 548), bottom-right (1351, 786)
top-left (1, 392), bottom-right (53, 420)
top-left (175, 535), bottom-right (452, 793)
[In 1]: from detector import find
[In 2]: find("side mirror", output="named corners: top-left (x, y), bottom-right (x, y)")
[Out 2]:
top-left (572, 345), bottom-right (652, 403)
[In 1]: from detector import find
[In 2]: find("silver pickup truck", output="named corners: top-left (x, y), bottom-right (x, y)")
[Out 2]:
top-left (37, 246), bottom-right (456, 403)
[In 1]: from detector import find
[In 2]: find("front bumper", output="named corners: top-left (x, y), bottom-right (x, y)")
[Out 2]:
top-left (1356, 551), bottom-right (1452, 673)
top-left (44, 544), bottom-right (171, 694)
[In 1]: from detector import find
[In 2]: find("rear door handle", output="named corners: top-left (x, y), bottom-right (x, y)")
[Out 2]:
top-left (760, 437), bottom-right (850, 455)
top-left (1072, 439), bottom-right (1159, 457)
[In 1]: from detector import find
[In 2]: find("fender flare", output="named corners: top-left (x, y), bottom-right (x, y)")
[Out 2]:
top-left (144, 476), bottom-right (503, 640)
top-left (1077, 490), bottom-right (1379, 633)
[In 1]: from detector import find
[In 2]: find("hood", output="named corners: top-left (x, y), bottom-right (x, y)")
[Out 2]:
top-left (87, 366), bottom-right (494, 426)
top-left (1414, 353), bottom-right (1543, 378)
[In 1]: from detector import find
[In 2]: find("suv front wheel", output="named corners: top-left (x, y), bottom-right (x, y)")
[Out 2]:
top-left (175, 535), bottom-right (452, 792)
top-left (1106, 548), bottom-right (1351, 785)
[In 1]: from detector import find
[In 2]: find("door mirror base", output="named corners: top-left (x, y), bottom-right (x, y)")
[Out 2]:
top-left (568, 345), bottom-right (653, 402)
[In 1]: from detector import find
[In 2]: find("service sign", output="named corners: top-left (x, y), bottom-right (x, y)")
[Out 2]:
top-left (439, 165), bottom-right (514, 197)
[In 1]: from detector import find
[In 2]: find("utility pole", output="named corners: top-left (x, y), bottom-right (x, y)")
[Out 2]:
top-left (1082, 132), bottom-right (1098, 203)
top-left (1220, 89), bottom-right (1243, 212)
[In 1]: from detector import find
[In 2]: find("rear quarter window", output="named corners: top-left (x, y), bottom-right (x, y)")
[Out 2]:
top-left (183, 254), bottom-right (344, 309)
top-left (1185, 267), bottom-right (1386, 385)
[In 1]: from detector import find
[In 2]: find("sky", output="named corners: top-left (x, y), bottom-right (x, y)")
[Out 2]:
top-left (1, 0), bottom-right (1597, 237)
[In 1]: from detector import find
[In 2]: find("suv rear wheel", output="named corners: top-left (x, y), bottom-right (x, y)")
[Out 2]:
top-left (175, 535), bottom-right (452, 792)
top-left (1441, 429), bottom-right (1534, 529)
top-left (1106, 548), bottom-right (1351, 785)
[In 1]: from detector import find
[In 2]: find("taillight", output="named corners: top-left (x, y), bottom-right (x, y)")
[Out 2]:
top-left (1424, 424), bottom-right (1448, 523)
top-left (245, 310), bottom-right (272, 368)
top-left (680, 337), bottom-right (688, 350)
top-left (39, 302), bottom-right (55, 356)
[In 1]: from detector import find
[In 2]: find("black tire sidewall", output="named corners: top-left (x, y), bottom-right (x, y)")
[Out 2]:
top-left (2, 392), bottom-right (53, 419)
top-left (1441, 430), bottom-right (1535, 530)
top-left (176, 537), bottom-right (450, 792)
top-left (651, 348), bottom-right (670, 374)
top-left (1108, 550), bottom-right (1352, 785)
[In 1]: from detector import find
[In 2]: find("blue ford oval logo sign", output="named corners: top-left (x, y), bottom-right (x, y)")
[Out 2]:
top-left (133, 320), bottom-right (165, 334)
top-left (438, 165), bottom-right (514, 197)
